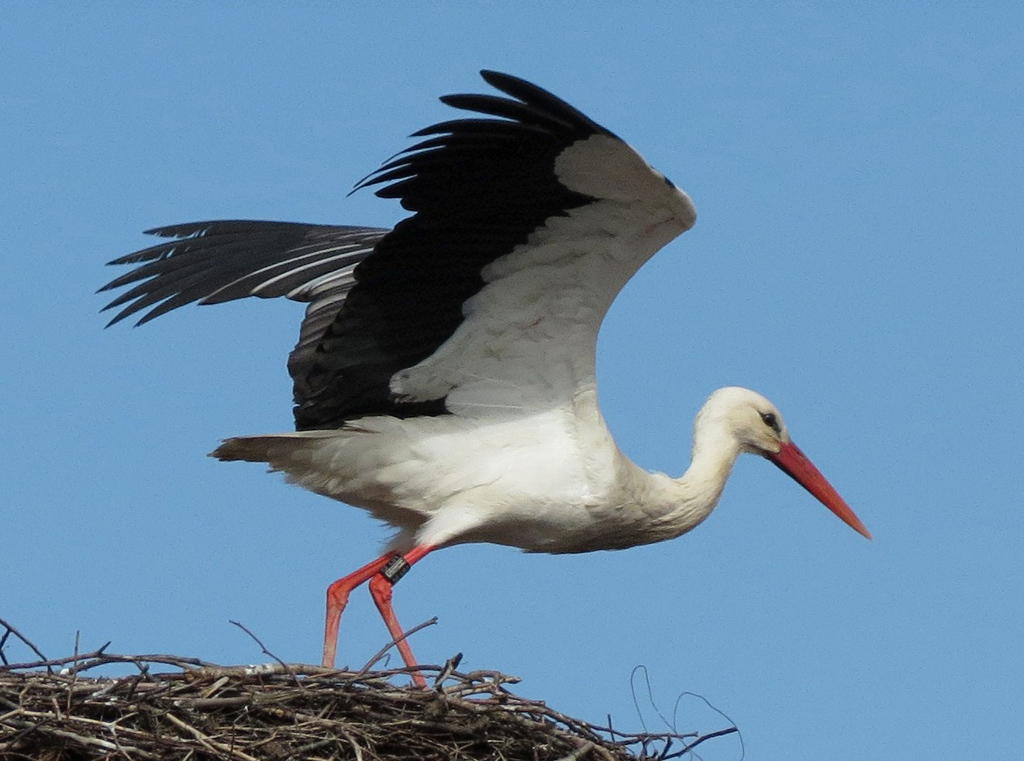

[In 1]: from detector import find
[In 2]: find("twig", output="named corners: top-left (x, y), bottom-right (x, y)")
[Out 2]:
top-left (190, 663), bottom-right (336, 680)
top-left (677, 726), bottom-right (740, 756)
top-left (0, 648), bottom-right (216, 674)
top-left (165, 712), bottom-right (259, 761)
top-left (65, 631), bottom-right (82, 715)
top-left (355, 616), bottom-right (438, 680)
top-left (0, 617), bottom-right (49, 671)
top-left (433, 652), bottom-right (463, 690)
top-left (4, 715), bottom-right (121, 752)
top-left (228, 620), bottom-right (300, 687)
top-left (335, 724), bottom-right (367, 761)
top-left (553, 741), bottom-right (595, 761)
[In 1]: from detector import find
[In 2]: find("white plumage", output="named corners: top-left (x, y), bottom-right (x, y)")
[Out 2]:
top-left (103, 71), bottom-right (869, 686)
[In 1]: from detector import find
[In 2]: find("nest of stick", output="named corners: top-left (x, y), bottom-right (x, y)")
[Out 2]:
top-left (0, 622), bottom-right (737, 761)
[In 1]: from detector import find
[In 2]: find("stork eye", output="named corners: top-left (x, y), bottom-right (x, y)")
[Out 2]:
top-left (760, 411), bottom-right (780, 433)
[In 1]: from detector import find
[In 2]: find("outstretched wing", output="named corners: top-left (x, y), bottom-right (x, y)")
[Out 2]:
top-left (102, 71), bottom-right (696, 430)
top-left (101, 221), bottom-right (388, 397)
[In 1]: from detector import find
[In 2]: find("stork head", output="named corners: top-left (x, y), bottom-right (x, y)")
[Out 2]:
top-left (700, 387), bottom-right (872, 539)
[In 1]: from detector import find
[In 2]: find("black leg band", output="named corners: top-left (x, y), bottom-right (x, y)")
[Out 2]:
top-left (381, 555), bottom-right (411, 584)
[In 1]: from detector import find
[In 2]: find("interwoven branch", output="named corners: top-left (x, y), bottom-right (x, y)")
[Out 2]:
top-left (0, 648), bottom-right (737, 760)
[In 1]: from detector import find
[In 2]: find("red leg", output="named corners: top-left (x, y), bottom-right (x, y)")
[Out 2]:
top-left (368, 544), bottom-right (436, 688)
top-left (322, 553), bottom-right (393, 668)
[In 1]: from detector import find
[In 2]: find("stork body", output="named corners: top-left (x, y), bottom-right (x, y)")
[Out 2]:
top-left (102, 71), bottom-right (869, 686)
top-left (218, 389), bottom-right (686, 556)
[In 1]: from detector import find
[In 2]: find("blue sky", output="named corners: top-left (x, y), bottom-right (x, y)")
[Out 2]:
top-left (3, 4), bottom-right (1023, 759)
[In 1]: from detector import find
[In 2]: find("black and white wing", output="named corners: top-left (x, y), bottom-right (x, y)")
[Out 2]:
top-left (100, 221), bottom-right (388, 400)
top-left (102, 70), bottom-right (696, 430)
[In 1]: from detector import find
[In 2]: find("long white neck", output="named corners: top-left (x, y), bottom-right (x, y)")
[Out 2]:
top-left (631, 401), bottom-right (746, 543)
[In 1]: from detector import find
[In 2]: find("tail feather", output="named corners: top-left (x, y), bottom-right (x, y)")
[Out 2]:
top-left (210, 432), bottom-right (339, 466)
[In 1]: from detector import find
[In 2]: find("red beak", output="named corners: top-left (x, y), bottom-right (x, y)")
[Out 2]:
top-left (768, 441), bottom-right (872, 539)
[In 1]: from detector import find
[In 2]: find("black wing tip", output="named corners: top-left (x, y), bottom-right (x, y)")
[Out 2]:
top-left (477, 69), bottom-right (613, 137)
top-left (351, 69), bottom-right (611, 197)
top-left (99, 305), bottom-right (144, 329)
top-left (478, 69), bottom-right (524, 90)
top-left (98, 292), bottom-right (162, 328)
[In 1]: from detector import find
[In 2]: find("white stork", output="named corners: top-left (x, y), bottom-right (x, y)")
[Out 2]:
top-left (102, 70), bottom-right (870, 687)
